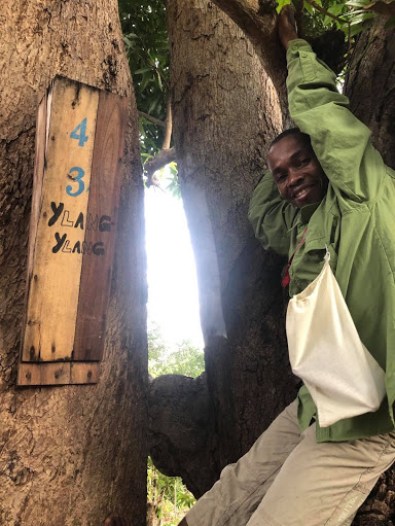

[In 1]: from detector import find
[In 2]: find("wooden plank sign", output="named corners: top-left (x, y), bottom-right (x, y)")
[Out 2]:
top-left (18, 76), bottom-right (128, 386)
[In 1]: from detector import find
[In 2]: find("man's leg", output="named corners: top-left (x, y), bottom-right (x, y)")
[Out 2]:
top-left (247, 424), bottom-right (395, 526)
top-left (185, 399), bottom-right (302, 526)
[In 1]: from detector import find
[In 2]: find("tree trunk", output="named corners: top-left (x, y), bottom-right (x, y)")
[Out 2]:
top-left (345, 18), bottom-right (395, 170)
top-left (0, 2), bottom-right (147, 525)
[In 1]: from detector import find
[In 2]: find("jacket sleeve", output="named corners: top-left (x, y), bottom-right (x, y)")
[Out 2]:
top-left (287, 39), bottom-right (385, 203)
top-left (248, 171), bottom-right (297, 257)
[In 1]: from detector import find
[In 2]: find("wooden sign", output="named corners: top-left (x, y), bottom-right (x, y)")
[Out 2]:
top-left (18, 77), bottom-right (128, 386)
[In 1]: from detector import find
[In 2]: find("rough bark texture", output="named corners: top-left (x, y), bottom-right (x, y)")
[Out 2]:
top-left (346, 20), bottom-right (395, 526)
top-left (345, 18), bottom-right (395, 170)
top-left (353, 469), bottom-right (395, 526)
top-left (149, 374), bottom-right (216, 498)
top-left (210, 0), bottom-right (288, 114)
top-left (149, 0), bottom-right (299, 495)
top-left (0, 2), bottom-right (147, 525)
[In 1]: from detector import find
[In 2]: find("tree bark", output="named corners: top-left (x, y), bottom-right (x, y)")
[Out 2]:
top-left (149, 374), bottom-right (217, 498)
top-left (210, 0), bottom-right (288, 112)
top-left (0, 1), bottom-right (147, 525)
top-left (345, 18), bottom-right (395, 170)
top-left (345, 19), bottom-right (395, 526)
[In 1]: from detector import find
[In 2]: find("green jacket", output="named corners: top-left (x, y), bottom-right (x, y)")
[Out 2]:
top-left (249, 39), bottom-right (395, 442)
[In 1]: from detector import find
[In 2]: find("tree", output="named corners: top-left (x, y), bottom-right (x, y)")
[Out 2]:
top-left (147, 0), bottom-right (395, 523)
top-left (0, 1), bottom-right (147, 524)
top-left (148, 328), bottom-right (204, 379)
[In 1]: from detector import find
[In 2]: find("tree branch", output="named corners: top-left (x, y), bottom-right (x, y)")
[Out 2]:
top-left (162, 97), bottom-right (173, 150)
top-left (141, 98), bottom-right (175, 187)
top-left (211, 0), bottom-right (289, 119)
top-left (304, 0), bottom-right (348, 25)
top-left (145, 147), bottom-right (177, 186)
top-left (138, 111), bottom-right (166, 128)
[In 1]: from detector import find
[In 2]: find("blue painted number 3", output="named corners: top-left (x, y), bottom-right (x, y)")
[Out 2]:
top-left (70, 118), bottom-right (89, 147)
top-left (66, 167), bottom-right (86, 197)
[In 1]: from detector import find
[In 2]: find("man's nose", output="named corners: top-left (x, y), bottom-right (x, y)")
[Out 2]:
top-left (287, 168), bottom-right (304, 187)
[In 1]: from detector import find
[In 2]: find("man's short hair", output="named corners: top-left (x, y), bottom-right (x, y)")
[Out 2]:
top-left (270, 128), bottom-right (312, 149)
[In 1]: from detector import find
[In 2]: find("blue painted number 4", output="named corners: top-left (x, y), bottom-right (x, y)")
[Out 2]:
top-left (70, 118), bottom-right (89, 147)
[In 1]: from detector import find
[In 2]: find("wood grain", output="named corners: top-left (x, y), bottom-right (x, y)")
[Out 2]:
top-left (17, 362), bottom-right (99, 386)
top-left (20, 77), bottom-right (127, 384)
top-left (73, 90), bottom-right (128, 361)
top-left (22, 78), bottom-right (99, 362)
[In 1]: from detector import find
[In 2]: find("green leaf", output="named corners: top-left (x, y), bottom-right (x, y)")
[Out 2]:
top-left (134, 66), bottom-right (153, 75)
top-left (303, 1), bottom-right (315, 14)
top-left (276, 0), bottom-right (292, 13)
top-left (349, 11), bottom-right (375, 23)
top-left (327, 3), bottom-right (346, 16)
top-left (346, 0), bottom-right (370, 7)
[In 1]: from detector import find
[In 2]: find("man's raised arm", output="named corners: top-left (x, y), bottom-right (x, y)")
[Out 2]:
top-left (279, 7), bottom-right (386, 203)
top-left (248, 171), bottom-right (297, 257)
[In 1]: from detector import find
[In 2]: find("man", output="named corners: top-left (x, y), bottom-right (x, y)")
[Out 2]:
top-left (178, 7), bottom-right (395, 526)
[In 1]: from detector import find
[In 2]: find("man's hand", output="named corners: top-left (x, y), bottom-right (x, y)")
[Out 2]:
top-left (278, 5), bottom-right (298, 50)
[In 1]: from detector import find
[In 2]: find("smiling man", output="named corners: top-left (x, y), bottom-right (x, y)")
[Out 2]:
top-left (177, 7), bottom-right (395, 526)
top-left (267, 129), bottom-right (328, 208)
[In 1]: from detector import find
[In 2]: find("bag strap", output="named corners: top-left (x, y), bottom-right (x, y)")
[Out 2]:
top-left (281, 227), bottom-right (308, 288)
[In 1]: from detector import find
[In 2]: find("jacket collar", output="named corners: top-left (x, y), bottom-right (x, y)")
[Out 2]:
top-left (300, 201), bottom-right (321, 224)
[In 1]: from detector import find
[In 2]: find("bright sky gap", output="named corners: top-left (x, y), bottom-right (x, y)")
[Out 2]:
top-left (144, 185), bottom-right (204, 351)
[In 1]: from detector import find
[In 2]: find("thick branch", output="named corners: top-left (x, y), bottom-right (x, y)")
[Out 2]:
top-left (144, 147), bottom-right (177, 185)
top-left (149, 374), bottom-right (218, 497)
top-left (212, 0), bottom-right (288, 119)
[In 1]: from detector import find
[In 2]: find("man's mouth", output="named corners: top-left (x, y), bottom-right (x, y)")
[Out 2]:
top-left (292, 185), bottom-right (314, 203)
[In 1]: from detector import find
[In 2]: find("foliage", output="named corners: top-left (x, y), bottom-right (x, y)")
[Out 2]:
top-left (275, 0), bottom-right (394, 74)
top-left (148, 325), bottom-right (205, 378)
top-left (277, 0), bottom-right (395, 40)
top-left (147, 457), bottom-right (195, 526)
top-left (119, 0), bottom-right (170, 161)
top-left (149, 163), bottom-right (181, 198)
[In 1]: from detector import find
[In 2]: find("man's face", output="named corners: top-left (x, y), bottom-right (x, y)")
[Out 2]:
top-left (267, 134), bottom-right (328, 208)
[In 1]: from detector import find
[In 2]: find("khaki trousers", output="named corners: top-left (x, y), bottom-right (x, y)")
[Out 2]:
top-left (186, 400), bottom-right (395, 526)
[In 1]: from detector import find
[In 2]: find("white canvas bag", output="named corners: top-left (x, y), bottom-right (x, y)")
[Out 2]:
top-left (286, 250), bottom-right (385, 427)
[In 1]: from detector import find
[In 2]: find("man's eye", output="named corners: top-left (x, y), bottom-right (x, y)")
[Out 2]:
top-left (275, 173), bottom-right (287, 182)
top-left (295, 158), bottom-right (310, 168)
